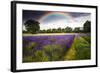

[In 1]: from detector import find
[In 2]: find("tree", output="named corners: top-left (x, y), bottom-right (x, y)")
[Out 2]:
top-left (52, 29), bottom-right (57, 33)
top-left (61, 28), bottom-right (65, 33)
top-left (47, 29), bottom-right (52, 33)
top-left (74, 27), bottom-right (80, 33)
top-left (83, 21), bottom-right (91, 32)
top-left (23, 30), bottom-right (28, 33)
top-left (24, 20), bottom-right (40, 34)
top-left (65, 27), bottom-right (72, 33)
top-left (57, 27), bottom-right (62, 33)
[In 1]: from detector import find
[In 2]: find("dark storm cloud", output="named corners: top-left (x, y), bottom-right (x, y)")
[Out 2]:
top-left (23, 10), bottom-right (47, 22)
top-left (69, 12), bottom-right (90, 18)
top-left (23, 10), bottom-right (91, 24)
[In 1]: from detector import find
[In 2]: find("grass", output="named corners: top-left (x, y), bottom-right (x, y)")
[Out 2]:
top-left (75, 37), bottom-right (91, 60)
top-left (63, 38), bottom-right (77, 60)
top-left (64, 36), bottom-right (91, 60)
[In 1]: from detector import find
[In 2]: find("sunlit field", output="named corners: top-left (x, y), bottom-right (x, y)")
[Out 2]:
top-left (23, 33), bottom-right (91, 63)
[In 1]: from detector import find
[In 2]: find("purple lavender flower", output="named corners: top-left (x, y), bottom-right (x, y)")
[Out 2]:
top-left (23, 35), bottom-right (75, 51)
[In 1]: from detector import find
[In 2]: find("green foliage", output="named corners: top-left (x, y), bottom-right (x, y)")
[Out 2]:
top-left (82, 36), bottom-right (91, 43)
top-left (23, 56), bottom-right (33, 62)
top-left (24, 20), bottom-right (40, 34)
top-left (63, 36), bottom-right (91, 60)
top-left (65, 27), bottom-right (72, 33)
top-left (47, 29), bottom-right (52, 33)
top-left (23, 20), bottom-right (91, 34)
top-left (74, 37), bottom-right (91, 59)
top-left (39, 29), bottom-right (46, 33)
top-left (43, 44), bottom-right (64, 61)
top-left (23, 43), bottom-right (66, 62)
top-left (39, 27), bottom-right (73, 33)
top-left (61, 28), bottom-right (65, 32)
top-left (57, 27), bottom-right (62, 33)
top-left (23, 42), bottom-right (37, 57)
top-left (33, 50), bottom-right (49, 62)
top-left (23, 50), bottom-right (49, 62)
top-left (52, 29), bottom-right (57, 33)
top-left (73, 27), bottom-right (80, 33)
top-left (23, 30), bottom-right (28, 33)
top-left (27, 42), bottom-right (37, 50)
top-left (23, 35), bottom-right (91, 63)
top-left (83, 21), bottom-right (91, 32)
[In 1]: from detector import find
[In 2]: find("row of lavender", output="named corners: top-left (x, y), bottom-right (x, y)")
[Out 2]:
top-left (23, 35), bottom-right (75, 62)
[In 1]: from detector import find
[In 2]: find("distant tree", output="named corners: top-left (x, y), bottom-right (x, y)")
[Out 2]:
top-left (24, 19), bottom-right (40, 34)
top-left (47, 29), bottom-right (52, 33)
top-left (74, 27), bottom-right (80, 33)
top-left (57, 27), bottom-right (62, 33)
top-left (40, 29), bottom-right (47, 33)
top-left (38, 30), bottom-right (43, 33)
top-left (83, 21), bottom-right (91, 32)
top-left (52, 29), bottom-right (57, 33)
top-left (65, 27), bottom-right (72, 33)
top-left (23, 30), bottom-right (28, 33)
top-left (61, 28), bottom-right (65, 33)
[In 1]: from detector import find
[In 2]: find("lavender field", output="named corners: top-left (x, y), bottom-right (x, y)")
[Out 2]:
top-left (22, 10), bottom-right (91, 62)
top-left (23, 34), bottom-right (91, 63)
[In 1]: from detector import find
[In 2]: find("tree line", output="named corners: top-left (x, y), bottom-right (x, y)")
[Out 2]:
top-left (23, 19), bottom-right (91, 34)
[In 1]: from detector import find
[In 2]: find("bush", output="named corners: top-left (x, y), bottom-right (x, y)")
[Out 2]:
top-left (43, 44), bottom-right (64, 61)
top-left (26, 42), bottom-right (37, 50)
top-left (23, 42), bottom-right (37, 57)
top-left (23, 56), bottom-right (33, 63)
top-left (74, 37), bottom-right (91, 59)
top-left (82, 36), bottom-right (91, 43)
top-left (33, 50), bottom-right (49, 62)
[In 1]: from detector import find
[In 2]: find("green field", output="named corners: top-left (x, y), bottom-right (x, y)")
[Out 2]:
top-left (63, 35), bottom-right (91, 60)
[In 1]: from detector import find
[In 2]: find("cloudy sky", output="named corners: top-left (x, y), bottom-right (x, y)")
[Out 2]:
top-left (23, 10), bottom-right (91, 30)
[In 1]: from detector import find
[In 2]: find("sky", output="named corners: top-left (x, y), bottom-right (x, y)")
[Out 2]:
top-left (23, 10), bottom-right (91, 30)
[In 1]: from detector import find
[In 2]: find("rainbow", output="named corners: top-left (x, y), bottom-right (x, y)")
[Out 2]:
top-left (39, 12), bottom-right (73, 23)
